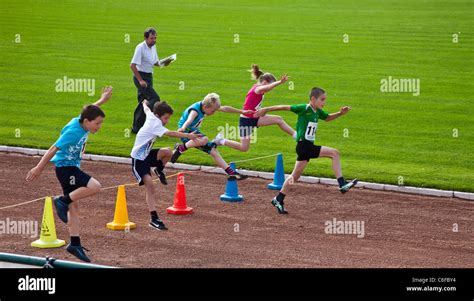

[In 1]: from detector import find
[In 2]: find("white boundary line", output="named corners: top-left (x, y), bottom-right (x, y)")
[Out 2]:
top-left (1, 145), bottom-right (473, 201)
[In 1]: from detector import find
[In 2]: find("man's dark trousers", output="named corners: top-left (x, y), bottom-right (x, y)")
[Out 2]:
top-left (132, 71), bottom-right (160, 133)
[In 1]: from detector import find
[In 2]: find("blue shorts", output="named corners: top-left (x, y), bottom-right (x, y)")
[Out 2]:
top-left (180, 129), bottom-right (216, 154)
top-left (239, 117), bottom-right (259, 137)
top-left (131, 149), bottom-right (161, 185)
top-left (55, 166), bottom-right (92, 195)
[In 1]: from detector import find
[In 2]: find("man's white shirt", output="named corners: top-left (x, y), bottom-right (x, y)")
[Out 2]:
top-left (130, 110), bottom-right (169, 160)
top-left (131, 41), bottom-right (160, 73)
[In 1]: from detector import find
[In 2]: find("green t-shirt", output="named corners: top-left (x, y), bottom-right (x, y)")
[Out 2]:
top-left (290, 104), bottom-right (329, 143)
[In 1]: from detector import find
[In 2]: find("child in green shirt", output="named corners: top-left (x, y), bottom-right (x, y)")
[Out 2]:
top-left (255, 87), bottom-right (358, 214)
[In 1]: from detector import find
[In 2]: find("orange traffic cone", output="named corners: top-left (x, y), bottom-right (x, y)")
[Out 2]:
top-left (166, 173), bottom-right (193, 215)
top-left (106, 185), bottom-right (136, 230)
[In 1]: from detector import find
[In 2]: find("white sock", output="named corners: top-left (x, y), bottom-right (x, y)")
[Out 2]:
top-left (220, 138), bottom-right (226, 146)
top-left (292, 132), bottom-right (297, 139)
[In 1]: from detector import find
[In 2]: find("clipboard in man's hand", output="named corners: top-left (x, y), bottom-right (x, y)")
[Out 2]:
top-left (159, 54), bottom-right (177, 67)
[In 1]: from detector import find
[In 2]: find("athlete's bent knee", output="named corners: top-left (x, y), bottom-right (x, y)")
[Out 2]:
top-left (241, 145), bottom-right (250, 152)
top-left (163, 148), bottom-right (172, 156)
top-left (199, 137), bottom-right (209, 145)
top-left (89, 179), bottom-right (101, 193)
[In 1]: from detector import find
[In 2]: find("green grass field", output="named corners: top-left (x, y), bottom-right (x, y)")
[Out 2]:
top-left (0, 0), bottom-right (472, 191)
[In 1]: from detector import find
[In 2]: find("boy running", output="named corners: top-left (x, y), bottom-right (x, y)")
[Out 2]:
top-left (26, 86), bottom-right (114, 262)
top-left (131, 100), bottom-right (201, 230)
top-left (170, 93), bottom-right (253, 180)
top-left (255, 87), bottom-right (358, 214)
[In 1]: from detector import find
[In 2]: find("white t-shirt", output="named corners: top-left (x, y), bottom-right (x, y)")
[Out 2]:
top-left (130, 41), bottom-right (159, 73)
top-left (130, 110), bottom-right (169, 160)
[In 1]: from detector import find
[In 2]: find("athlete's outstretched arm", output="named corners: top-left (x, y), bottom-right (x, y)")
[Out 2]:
top-left (142, 100), bottom-right (151, 113)
top-left (219, 106), bottom-right (254, 115)
top-left (166, 130), bottom-right (202, 140)
top-left (93, 86), bottom-right (113, 107)
top-left (255, 74), bottom-right (289, 94)
top-left (26, 145), bottom-right (59, 181)
top-left (254, 105), bottom-right (291, 117)
top-left (325, 106), bottom-right (351, 122)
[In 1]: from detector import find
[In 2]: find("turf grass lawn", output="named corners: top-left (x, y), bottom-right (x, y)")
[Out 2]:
top-left (0, 0), bottom-right (472, 191)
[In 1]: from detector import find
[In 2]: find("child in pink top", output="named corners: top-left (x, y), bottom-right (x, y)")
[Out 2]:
top-left (242, 84), bottom-right (264, 117)
top-left (213, 64), bottom-right (296, 151)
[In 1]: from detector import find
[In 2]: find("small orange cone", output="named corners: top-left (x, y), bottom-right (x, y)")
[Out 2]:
top-left (167, 173), bottom-right (193, 215)
top-left (106, 185), bottom-right (136, 230)
top-left (31, 197), bottom-right (65, 248)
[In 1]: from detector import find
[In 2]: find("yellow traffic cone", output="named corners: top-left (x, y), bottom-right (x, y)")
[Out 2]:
top-left (106, 185), bottom-right (136, 230)
top-left (31, 197), bottom-right (66, 248)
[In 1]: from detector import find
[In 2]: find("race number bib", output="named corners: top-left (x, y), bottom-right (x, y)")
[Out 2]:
top-left (305, 122), bottom-right (318, 141)
top-left (79, 135), bottom-right (88, 158)
top-left (80, 142), bottom-right (87, 158)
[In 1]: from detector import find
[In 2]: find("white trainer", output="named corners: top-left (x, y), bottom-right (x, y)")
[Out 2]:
top-left (212, 132), bottom-right (225, 146)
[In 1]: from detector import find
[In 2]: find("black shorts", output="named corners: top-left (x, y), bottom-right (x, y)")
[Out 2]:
top-left (131, 149), bottom-right (161, 185)
top-left (55, 166), bottom-right (92, 195)
top-left (296, 140), bottom-right (322, 161)
top-left (239, 117), bottom-right (259, 137)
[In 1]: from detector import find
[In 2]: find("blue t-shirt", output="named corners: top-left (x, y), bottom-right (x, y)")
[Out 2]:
top-left (50, 117), bottom-right (89, 168)
top-left (178, 101), bottom-right (206, 132)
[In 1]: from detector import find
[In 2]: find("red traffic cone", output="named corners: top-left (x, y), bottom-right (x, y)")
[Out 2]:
top-left (167, 173), bottom-right (193, 215)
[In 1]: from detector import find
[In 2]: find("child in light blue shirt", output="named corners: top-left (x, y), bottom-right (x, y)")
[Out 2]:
top-left (26, 86), bottom-right (113, 263)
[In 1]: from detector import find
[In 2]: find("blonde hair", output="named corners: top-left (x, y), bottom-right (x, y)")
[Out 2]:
top-left (202, 92), bottom-right (221, 109)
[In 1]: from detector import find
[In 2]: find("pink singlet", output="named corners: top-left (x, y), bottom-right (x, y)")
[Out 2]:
top-left (242, 84), bottom-right (264, 118)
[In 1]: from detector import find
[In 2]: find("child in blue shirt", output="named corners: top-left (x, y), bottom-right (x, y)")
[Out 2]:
top-left (171, 93), bottom-right (253, 180)
top-left (26, 86), bottom-right (113, 262)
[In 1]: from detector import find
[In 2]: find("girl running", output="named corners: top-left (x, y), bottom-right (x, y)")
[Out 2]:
top-left (213, 64), bottom-right (296, 151)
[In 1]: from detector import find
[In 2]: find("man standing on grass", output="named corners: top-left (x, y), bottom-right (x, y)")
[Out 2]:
top-left (130, 27), bottom-right (172, 133)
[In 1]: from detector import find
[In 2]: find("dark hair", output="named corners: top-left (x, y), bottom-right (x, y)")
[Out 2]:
top-left (80, 105), bottom-right (105, 123)
top-left (153, 101), bottom-right (173, 117)
top-left (144, 27), bottom-right (157, 39)
top-left (250, 64), bottom-right (276, 83)
top-left (309, 87), bottom-right (326, 100)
